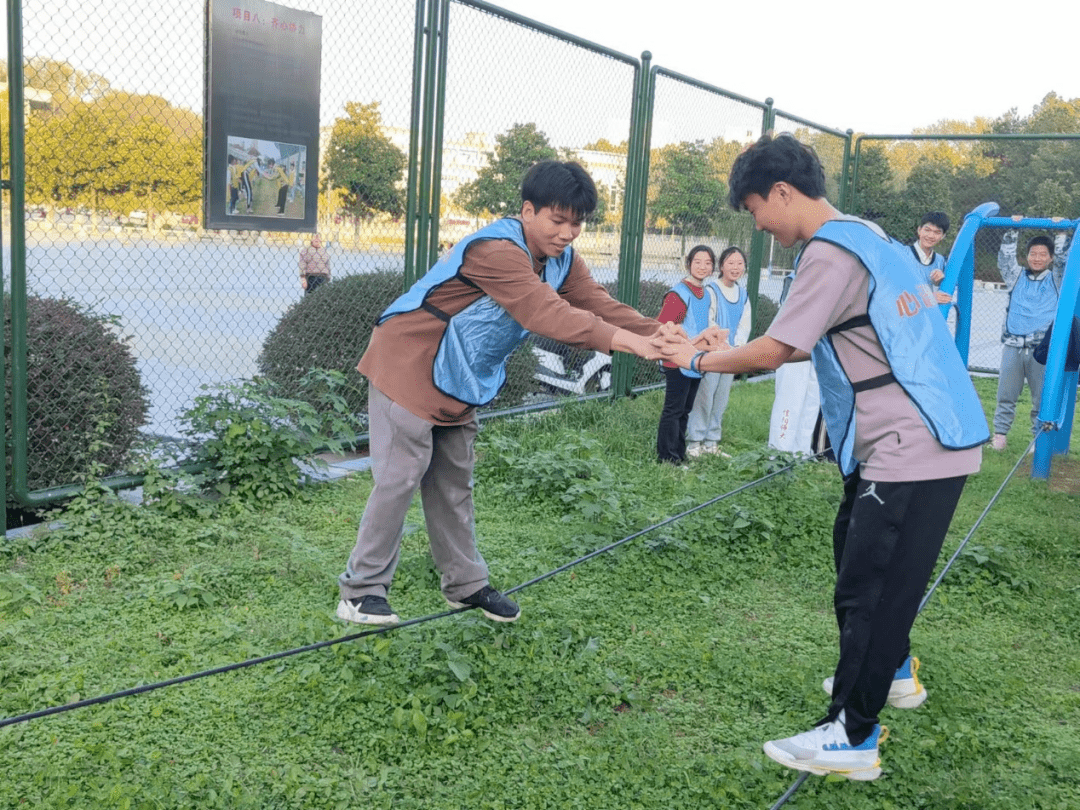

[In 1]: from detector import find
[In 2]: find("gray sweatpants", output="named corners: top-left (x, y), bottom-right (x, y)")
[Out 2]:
top-left (993, 344), bottom-right (1045, 437)
top-left (338, 386), bottom-right (489, 603)
top-left (686, 371), bottom-right (735, 444)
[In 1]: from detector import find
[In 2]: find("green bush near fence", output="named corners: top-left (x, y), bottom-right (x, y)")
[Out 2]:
top-left (4, 294), bottom-right (149, 496)
top-left (258, 271), bottom-right (405, 418)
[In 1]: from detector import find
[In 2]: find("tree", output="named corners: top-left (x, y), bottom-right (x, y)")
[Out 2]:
top-left (24, 95), bottom-right (202, 223)
top-left (455, 123), bottom-right (557, 218)
top-left (648, 140), bottom-right (727, 248)
top-left (852, 144), bottom-right (903, 236)
top-left (323, 101), bottom-right (406, 237)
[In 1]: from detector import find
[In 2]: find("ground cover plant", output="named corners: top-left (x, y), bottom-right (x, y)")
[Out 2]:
top-left (1, 378), bottom-right (1078, 809)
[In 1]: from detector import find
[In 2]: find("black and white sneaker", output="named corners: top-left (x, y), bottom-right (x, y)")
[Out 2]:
top-left (446, 585), bottom-right (520, 622)
top-left (336, 595), bottom-right (399, 625)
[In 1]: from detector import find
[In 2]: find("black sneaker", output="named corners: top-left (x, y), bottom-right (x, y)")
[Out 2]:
top-left (336, 595), bottom-right (399, 625)
top-left (446, 585), bottom-right (520, 622)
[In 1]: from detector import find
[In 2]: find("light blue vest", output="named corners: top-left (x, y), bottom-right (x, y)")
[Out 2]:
top-left (806, 219), bottom-right (990, 476)
top-left (378, 218), bottom-right (575, 406)
top-left (668, 281), bottom-right (712, 378)
top-left (1004, 270), bottom-right (1059, 340)
top-left (909, 244), bottom-right (946, 286)
top-left (706, 280), bottom-right (748, 346)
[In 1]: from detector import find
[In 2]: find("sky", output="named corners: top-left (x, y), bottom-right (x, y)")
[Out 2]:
top-left (19, 0), bottom-right (1080, 145)
top-left (490, 0), bottom-right (1080, 135)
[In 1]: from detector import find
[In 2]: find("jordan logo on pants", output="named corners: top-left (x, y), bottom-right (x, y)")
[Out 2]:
top-left (860, 482), bottom-right (885, 505)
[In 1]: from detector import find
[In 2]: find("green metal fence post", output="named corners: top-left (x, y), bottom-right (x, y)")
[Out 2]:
top-left (425, 0), bottom-right (451, 270)
top-left (745, 99), bottom-right (774, 337)
top-left (610, 52), bottom-right (652, 399)
top-left (403, 0), bottom-right (429, 288)
top-left (839, 129), bottom-right (854, 213)
top-left (7, 0), bottom-right (30, 509)
top-left (413, 0), bottom-right (441, 286)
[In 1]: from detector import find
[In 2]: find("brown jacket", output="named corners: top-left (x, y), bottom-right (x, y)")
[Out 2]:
top-left (359, 234), bottom-right (658, 424)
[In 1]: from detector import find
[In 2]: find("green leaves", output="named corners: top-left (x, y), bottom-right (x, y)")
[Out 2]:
top-left (323, 101), bottom-right (406, 221)
top-left (455, 123), bottom-right (559, 218)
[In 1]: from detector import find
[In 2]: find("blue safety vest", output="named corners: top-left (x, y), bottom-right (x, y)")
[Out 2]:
top-left (378, 218), bottom-right (575, 406)
top-left (706, 280), bottom-right (748, 346)
top-left (668, 281), bottom-right (712, 378)
top-left (1004, 270), bottom-right (1059, 340)
top-left (908, 244), bottom-right (946, 289)
top-left (806, 219), bottom-right (990, 476)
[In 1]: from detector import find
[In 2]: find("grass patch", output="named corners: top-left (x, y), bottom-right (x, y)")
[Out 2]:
top-left (2, 376), bottom-right (1078, 809)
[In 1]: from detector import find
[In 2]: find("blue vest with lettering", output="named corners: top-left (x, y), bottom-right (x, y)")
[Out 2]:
top-left (706, 280), bottom-right (748, 346)
top-left (378, 218), bottom-right (576, 406)
top-left (668, 281), bottom-right (712, 378)
top-left (806, 219), bottom-right (990, 476)
top-left (1005, 270), bottom-right (1059, 339)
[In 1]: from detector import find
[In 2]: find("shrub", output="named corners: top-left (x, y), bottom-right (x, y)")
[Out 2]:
top-left (258, 271), bottom-right (404, 416)
top-left (159, 372), bottom-right (362, 510)
top-left (4, 294), bottom-right (149, 494)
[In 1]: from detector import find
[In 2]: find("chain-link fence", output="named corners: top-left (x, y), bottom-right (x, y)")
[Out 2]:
top-left (7, 1), bottom-right (1078, 508)
top-left (848, 135), bottom-right (1080, 372)
top-left (439, 0), bottom-right (642, 406)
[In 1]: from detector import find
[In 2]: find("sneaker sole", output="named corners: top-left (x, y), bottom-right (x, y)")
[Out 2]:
top-left (821, 677), bottom-right (927, 709)
top-left (763, 743), bottom-right (882, 781)
top-left (445, 597), bottom-right (520, 622)
top-left (335, 600), bottom-right (399, 626)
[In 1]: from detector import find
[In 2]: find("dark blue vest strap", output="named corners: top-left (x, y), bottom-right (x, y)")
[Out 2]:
top-left (851, 372), bottom-right (896, 393)
top-left (827, 314), bottom-right (872, 335)
top-left (421, 300), bottom-right (451, 323)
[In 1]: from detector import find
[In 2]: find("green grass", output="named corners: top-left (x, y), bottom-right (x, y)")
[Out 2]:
top-left (1, 377), bottom-right (1078, 809)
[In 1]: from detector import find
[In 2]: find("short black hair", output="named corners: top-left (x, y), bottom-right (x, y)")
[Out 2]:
top-left (727, 133), bottom-right (826, 210)
top-left (1028, 235), bottom-right (1055, 255)
top-left (717, 245), bottom-right (747, 269)
top-left (684, 244), bottom-right (716, 270)
top-left (521, 160), bottom-right (597, 220)
top-left (919, 211), bottom-right (950, 233)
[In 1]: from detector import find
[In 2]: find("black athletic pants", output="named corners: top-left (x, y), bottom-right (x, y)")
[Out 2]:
top-left (656, 366), bottom-right (700, 463)
top-left (824, 468), bottom-right (967, 744)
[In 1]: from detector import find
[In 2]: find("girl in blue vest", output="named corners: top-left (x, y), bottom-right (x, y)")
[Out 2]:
top-left (686, 246), bottom-right (751, 457)
top-left (655, 245), bottom-right (715, 464)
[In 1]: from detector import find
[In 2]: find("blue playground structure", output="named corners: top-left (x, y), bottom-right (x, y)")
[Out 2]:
top-left (937, 203), bottom-right (1080, 480)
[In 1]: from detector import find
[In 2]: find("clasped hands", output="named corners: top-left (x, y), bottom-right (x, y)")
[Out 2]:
top-left (645, 322), bottom-right (730, 369)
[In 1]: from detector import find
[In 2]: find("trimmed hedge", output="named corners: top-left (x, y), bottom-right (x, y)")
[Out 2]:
top-left (258, 272), bottom-right (404, 417)
top-left (5, 295), bottom-right (149, 494)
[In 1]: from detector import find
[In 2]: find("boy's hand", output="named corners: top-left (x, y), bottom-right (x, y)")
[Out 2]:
top-left (934, 290), bottom-right (953, 305)
top-left (929, 269), bottom-right (945, 284)
top-left (694, 324), bottom-right (727, 350)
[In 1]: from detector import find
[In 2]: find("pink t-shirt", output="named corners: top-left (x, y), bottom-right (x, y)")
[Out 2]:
top-left (767, 240), bottom-right (982, 483)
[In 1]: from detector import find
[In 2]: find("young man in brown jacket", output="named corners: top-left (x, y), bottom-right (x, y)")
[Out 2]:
top-left (337, 160), bottom-right (701, 625)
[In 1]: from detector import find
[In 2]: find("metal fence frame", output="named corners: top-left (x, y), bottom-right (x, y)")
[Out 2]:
top-left (5, 0), bottom-right (1076, 520)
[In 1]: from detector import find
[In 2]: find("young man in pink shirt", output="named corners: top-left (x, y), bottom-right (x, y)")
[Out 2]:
top-left (657, 134), bottom-right (988, 781)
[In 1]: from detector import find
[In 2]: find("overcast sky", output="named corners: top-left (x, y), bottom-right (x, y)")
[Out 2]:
top-left (491, 0), bottom-right (1080, 134)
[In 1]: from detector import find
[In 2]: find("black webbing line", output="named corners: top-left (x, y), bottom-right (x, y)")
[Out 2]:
top-left (768, 434), bottom-right (1038, 809)
top-left (1, 456), bottom-right (806, 730)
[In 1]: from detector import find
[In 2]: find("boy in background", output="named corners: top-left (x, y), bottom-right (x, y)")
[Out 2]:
top-left (991, 217), bottom-right (1068, 450)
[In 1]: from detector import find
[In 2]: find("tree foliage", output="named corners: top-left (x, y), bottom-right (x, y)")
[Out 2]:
top-left (22, 79), bottom-right (202, 220)
top-left (455, 123), bottom-right (558, 218)
top-left (323, 101), bottom-right (406, 222)
top-left (648, 140), bottom-right (728, 235)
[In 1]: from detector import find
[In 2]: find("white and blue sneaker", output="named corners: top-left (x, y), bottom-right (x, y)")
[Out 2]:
top-left (763, 713), bottom-right (888, 781)
top-left (822, 655), bottom-right (927, 709)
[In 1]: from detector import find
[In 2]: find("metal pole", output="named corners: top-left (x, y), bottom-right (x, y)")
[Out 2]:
top-left (746, 99), bottom-right (773, 338)
top-left (609, 54), bottom-right (651, 399)
top-left (402, 0), bottom-right (428, 288)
